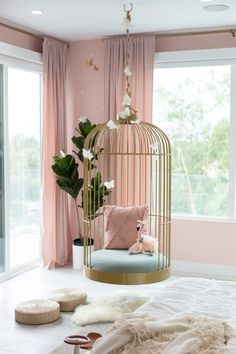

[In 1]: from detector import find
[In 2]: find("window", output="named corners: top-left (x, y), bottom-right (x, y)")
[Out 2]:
top-left (8, 67), bottom-right (42, 268)
top-left (0, 42), bottom-right (42, 277)
top-left (153, 49), bottom-right (236, 219)
top-left (0, 64), bottom-right (4, 272)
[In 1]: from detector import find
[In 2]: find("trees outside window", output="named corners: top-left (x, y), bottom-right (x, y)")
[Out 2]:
top-left (153, 65), bottom-right (230, 218)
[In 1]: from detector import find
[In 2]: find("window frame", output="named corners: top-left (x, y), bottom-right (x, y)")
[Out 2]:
top-left (0, 42), bottom-right (42, 281)
top-left (154, 48), bottom-right (236, 221)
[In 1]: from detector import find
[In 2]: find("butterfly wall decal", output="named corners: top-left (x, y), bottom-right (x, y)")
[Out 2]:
top-left (85, 55), bottom-right (100, 71)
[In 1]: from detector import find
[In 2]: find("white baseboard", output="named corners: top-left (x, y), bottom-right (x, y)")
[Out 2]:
top-left (0, 261), bottom-right (40, 282)
top-left (172, 260), bottom-right (236, 281)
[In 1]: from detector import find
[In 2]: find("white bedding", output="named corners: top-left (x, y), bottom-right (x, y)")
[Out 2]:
top-left (51, 277), bottom-right (236, 353)
top-left (135, 277), bottom-right (236, 352)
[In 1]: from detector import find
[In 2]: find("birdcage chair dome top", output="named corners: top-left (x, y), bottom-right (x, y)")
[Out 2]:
top-left (83, 119), bottom-right (171, 157)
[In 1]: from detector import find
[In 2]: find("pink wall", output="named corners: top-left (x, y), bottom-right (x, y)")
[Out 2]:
top-left (66, 34), bottom-right (236, 267)
top-left (66, 40), bottom-right (105, 238)
top-left (172, 219), bottom-right (236, 266)
top-left (0, 24), bottom-right (42, 52)
top-left (67, 39), bottom-right (105, 127)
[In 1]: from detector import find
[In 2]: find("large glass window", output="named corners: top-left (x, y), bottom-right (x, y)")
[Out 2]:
top-left (153, 62), bottom-right (232, 219)
top-left (0, 64), bottom-right (5, 272)
top-left (7, 67), bottom-right (41, 269)
top-left (0, 53), bottom-right (42, 277)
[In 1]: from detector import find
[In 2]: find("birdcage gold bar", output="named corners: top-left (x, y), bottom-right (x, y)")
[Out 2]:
top-left (82, 118), bottom-right (171, 285)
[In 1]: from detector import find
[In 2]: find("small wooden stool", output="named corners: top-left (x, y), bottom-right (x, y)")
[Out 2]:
top-left (15, 299), bottom-right (60, 325)
top-left (48, 288), bottom-right (87, 312)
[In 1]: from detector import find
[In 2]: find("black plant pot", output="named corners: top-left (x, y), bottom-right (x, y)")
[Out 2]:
top-left (73, 238), bottom-right (94, 246)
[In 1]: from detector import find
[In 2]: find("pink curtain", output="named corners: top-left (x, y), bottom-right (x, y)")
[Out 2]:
top-left (104, 35), bottom-right (155, 122)
top-left (42, 38), bottom-right (71, 268)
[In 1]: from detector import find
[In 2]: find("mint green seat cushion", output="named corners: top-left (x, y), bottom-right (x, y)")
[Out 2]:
top-left (90, 249), bottom-right (166, 273)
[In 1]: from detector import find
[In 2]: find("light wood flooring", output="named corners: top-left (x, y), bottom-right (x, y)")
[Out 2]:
top-left (0, 266), bottom-right (176, 354)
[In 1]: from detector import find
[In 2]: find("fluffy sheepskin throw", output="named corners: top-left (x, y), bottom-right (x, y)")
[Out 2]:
top-left (72, 292), bottom-right (149, 326)
top-left (91, 313), bottom-right (234, 354)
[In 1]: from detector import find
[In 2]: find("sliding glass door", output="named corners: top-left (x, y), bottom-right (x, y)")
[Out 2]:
top-left (0, 64), bottom-right (5, 273)
top-left (0, 61), bottom-right (42, 276)
top-left (7, 68), bottom-right (42, 269)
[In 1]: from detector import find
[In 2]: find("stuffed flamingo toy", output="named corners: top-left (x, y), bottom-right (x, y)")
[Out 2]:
top-left (128, 219), bottom-right (157, 256)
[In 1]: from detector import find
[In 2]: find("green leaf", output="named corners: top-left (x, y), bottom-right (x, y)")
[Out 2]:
top-left (79, 120), bottom-right (96, 138)
top-left (56, 178), bottom-right (77, 199)
top-left (71, 167), bottom-right (78, 182)
top-left (91, 172), bottom-right (102, 189)
top-left (73, 178), bottom-right (83, 197)
top-left (78, 150), bottom-right (84, 163)
top-left (72, 136), bottom-right (85, 150)
top-left (56, 176), bottom-right (83, 199)
top-left (101, 185), bottom-right (110, 196)
top-left (52, 154), bottom-right (77, 178)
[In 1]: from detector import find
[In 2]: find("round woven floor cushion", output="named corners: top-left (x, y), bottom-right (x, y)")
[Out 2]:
top-left (48, 288), bottom-right (87, 312)
top-left (15, 299), bottom-right (60, 325)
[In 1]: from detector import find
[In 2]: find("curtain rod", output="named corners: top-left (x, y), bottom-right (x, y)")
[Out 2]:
top-left (155, 28), bottom-right (236, 39)
top-left (105, 27), bottom-right (236, 41)
top-left (1, 20), bottom-right (235, 45)
top-left (0, 21), bottom-right (69, 47)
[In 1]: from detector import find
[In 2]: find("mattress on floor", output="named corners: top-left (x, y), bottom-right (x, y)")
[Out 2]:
top-left (136, 277), bottom-right (236, 351)
top-left (90, 249), bottom-right (167, 273)
top-left (50, 277), bottom-right (236, 354)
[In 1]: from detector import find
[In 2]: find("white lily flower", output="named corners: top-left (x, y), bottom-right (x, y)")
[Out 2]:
top-left (119, 110), bottom-right (128, 119)
top-left (119, 106), bottom-right (131, 119)
top-left (150, 143), bottom-right (159, 151)
top-left (131, 118), bottom-right (141, 124)
top-left (124, 66), bottom-right (132, 77)
top-left (125, 107), bottom-right (131, 115)
top-left (106, 120), bottom-right (118, 130)
top-left (122, 93), bottom-right (132, 107)
top-left (119, 111), bottom-right (127, 119)
top-left (79, 115), bottom-right (87, 123)
top-left (104, 179), bottom-right (115, 190)
top-left (60, 149), bottom-right (66, 158)
top-left (82, 149), bottom-right (94, 160)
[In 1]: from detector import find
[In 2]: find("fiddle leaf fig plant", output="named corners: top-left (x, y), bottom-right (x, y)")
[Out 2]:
top-left (72, 119), bottom-right (98, 168)
top-left (52, 154), bottom-right (83, 200)
top-left (80, 172), bottom-right (110, 221)
top-left (51, 118), bottom-right (112, 239)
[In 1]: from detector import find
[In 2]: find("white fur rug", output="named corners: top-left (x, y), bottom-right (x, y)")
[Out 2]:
top-left (72, 292), bottom-right (149, 326)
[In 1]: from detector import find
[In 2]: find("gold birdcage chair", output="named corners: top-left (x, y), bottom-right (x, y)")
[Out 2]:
top-left (83, 118), bottom-right (171, 285)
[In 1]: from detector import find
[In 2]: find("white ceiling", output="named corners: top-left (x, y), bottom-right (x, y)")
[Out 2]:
top-left (0, 0), bottom-right (235, 42)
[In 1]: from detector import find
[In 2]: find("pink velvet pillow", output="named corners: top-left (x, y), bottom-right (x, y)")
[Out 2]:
top-left (103, 205), bottom-right (148, 249)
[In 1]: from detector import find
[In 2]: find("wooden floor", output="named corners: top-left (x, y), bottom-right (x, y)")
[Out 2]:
top-left (0, 266), bottom-right (176, 354)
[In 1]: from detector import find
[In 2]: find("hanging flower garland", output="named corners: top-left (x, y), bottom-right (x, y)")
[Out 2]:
top-left (118, 4), bottom-right (140, 124)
